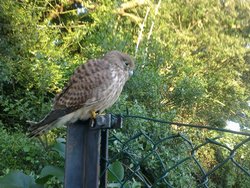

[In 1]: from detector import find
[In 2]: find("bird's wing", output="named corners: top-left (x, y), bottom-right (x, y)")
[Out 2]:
top-left (53, 59), bottom-right (113, 109)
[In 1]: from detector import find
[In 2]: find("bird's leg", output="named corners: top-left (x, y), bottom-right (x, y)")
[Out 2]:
top-left (91, 110), bottom-right (97, 119)
top-left (89, 110), bottom-right (98, 127)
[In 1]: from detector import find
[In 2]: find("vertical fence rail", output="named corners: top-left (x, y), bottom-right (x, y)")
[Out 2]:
top-left (64, 114), bottom-right (122, 188)
top-left (64, 120), bottom-right (101, 188)
top-left (100, 130), bottom-right (109, 188)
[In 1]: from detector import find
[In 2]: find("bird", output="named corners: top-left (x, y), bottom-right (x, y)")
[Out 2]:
top-left (28, 50), bottom-right (135, 137)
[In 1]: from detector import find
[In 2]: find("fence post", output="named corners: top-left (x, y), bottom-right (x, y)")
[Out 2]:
top-left (100, 129), bottom-right (109, 188)
top-left (64, 120), bottom-right (100, 188)
top-left (64, 114), bottom-right (122, 188)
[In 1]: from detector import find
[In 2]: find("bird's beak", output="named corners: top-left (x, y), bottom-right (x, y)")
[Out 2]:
top-left (129, 70), bottom-right (133, 77)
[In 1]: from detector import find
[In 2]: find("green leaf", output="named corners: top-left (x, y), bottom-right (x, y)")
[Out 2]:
top-left (23, 146), bottom-right (30, 152)
top-left (36, 165), bottom-right (64, 184)
top-left (0, 171), bottom-right (43, 188)
top-left (52, 140), bottom-right (65, 159)
top-left (108, 161), bottom-right (124, 183)
top-left (123, 181), bottom-right (142, 188)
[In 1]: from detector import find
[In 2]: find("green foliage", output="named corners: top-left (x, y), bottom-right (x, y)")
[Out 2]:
top-left (37, 166), bottom-right (64, 185)
top-left (211, 134), bottom-right (250, 188)
top-left (0, 171), bottom-right (43, 188)
top-left (0, 126), bottom-right (46, 175)
top-left (141, 0), bottom-right (250, 127)
top-left (108, 161), bottom-right (141, 188)
top-left (0, 124), bottom-right (65, 187)
top-left (108, 161), bottom-right (125, 183)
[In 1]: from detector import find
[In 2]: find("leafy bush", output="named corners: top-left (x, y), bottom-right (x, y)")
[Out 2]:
top-left (0, 124), bottom-right (65, 187)
top-left (0, 126), bottom-right (46, 175)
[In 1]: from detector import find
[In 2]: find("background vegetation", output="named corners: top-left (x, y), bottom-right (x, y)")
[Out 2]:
top-left (0, 0), bottom-right (249, 187)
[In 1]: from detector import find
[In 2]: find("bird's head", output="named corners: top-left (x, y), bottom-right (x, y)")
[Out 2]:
top-left (104, 51), bottom-right (135, 77)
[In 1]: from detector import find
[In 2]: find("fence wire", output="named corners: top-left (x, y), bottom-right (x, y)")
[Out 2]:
top-left (101, 115), bottom-right (250, 188)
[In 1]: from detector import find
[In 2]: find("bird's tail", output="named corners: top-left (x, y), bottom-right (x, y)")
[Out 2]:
top-left (27, 120), bottom-right (59, 138)
top-left (27, 108), bottom-right (74, 137)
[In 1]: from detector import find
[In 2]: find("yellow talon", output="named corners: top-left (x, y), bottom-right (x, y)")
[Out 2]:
top-left (91, 110), bottom-right (97, 119)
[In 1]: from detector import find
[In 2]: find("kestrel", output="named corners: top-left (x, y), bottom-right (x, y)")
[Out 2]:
top-left (28, 51), bottom-right (134, 137)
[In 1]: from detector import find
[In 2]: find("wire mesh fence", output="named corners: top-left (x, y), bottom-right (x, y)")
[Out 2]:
top-left (101, 115), bottom-right (250, 188)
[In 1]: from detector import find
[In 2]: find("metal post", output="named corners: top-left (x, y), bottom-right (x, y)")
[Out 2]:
top-left (64, 120), bottom-right (101, 188)
top-left (100, 129), bottom-right (109, 188)
top-left (64, 114), bottom-right (123, 188)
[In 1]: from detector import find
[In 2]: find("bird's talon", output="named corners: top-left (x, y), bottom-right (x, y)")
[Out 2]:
top-left (91, 110), bottom-right (97, 119)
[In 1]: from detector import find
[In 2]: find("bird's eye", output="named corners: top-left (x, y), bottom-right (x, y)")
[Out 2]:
top-left (124, 61), bottom-right (129, 66)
